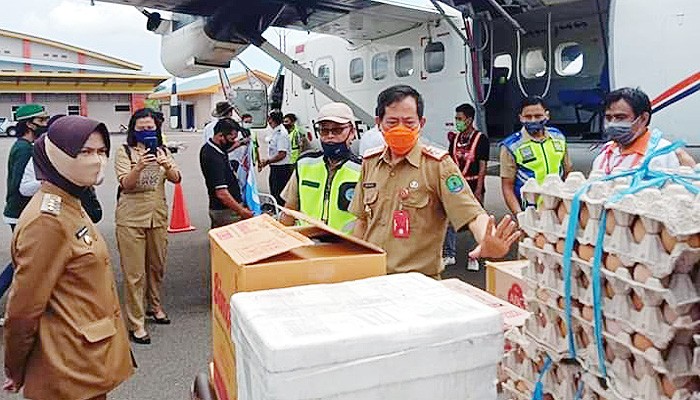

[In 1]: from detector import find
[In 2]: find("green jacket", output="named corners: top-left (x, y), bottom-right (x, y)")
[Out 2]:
top-left (4, 138), bottom-right (34, 222)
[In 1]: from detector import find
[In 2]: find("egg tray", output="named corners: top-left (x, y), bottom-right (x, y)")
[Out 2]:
top-left (520, 239), bottom-right (699, 350)
top-left (519, 207), bottom-right (700, 281)
top-left (524, 295), bottom-right (698, 379)
top-left (520, 169), bottom-right (700, 239)
top-left (581, 367), bottom-right (700, 400)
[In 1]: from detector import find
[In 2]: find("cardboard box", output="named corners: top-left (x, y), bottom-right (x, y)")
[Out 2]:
top-left (210, 213), bottom-right (386, 400)
top-left (441, 279), bottom-right (530, 331)
top-left (485, 260), bottom-right (527, 309)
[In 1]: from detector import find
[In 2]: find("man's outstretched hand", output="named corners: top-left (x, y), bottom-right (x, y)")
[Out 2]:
top-left (469, 215), bottom-right (520, 259)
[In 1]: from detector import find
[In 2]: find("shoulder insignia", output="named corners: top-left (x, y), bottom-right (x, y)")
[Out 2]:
top-left (362, 146), bottom-right (385, 158)
top-left (422, 146), bottom-right (449, 160)
top-left (40, 193), bottom-right (62, 216)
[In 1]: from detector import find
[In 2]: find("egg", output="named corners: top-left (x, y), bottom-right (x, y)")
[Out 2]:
top-left (660, 226), bottom-right (678, 253)
top-left (606, 319), bottom-right (623, 335)
top-left (605, 281), bottom-right (615, 299)
top-left (535, 356), bottom-right (545, 372)
top-left (689, 233), bottom-right (700, 248)
top-left (632, 217), bottom-right (646, 243)
top-left (632, 333), bottom-right (655, 351)
top-left (535, 233), bottom-right (547, 249)
top-left (578, 273), bottom-right (590, 289)
top-left (515, 380), bottom-right (529, 393)
top-left (605, 254), bottom-right (623, 272)
top-left (691, 304), bottom-right (700, 321)
top-left (605, 209), bottom-right (616, 235)
top-left (578, 244), bottom-right (595, 262)
top-left (557, 297), bottom-right (566, 310)
top-left (631, 291), bottom-right (644, 311)
top-left (633, 264), bottom-right (653, 283)
top-left (661, 375), bottom-right (677, 398)
top-left (582, 305), bottom-right (594, 321)
top-left (556, 202), bottom-right (568, 225)
top-left (543, 394), bottom-right (555, 400)
top-left (662, 303), bottom-right (679, 324)
top-left (577, 329), bottom-right (590, 347)
top-left (536, 288), bottom-right (550, 302)
top-left (579, 204), bottom-right (590, 228)
top-left (515, 348), bottom-right (526, 364)
top-left (605, 342), bottom-right (615, 362)
top-left (555, 239), bottom-right (566, 254)
top-left (556, 318), bottom-right (567, 338)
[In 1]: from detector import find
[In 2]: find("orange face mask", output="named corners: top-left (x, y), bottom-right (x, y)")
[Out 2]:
top-left (382, 124), bottom-right (420, 156)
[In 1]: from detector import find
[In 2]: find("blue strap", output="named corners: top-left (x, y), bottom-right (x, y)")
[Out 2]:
top-left (574, 379), bottom-right (585, 400)
top-left (591, 212), bottom-right (608, 377)
top-left (531, 356), bottom-right (553, 400)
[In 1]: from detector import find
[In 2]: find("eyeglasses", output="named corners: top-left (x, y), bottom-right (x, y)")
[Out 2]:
top-left (316, 124), bottom-right (351, 137)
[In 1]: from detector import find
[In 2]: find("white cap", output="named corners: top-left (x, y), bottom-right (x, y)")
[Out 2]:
top-left (317, 102), bottom-right (355, 124)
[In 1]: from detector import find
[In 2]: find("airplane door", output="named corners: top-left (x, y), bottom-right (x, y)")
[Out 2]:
top-left (313, 57), bottom-right (336, 111)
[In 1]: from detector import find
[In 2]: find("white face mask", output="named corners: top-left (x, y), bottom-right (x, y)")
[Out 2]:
top-left (242, 122), bottom-right (253, 129)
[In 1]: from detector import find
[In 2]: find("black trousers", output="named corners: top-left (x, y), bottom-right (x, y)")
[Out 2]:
top-left (269, 164), bottom-right (294, 207)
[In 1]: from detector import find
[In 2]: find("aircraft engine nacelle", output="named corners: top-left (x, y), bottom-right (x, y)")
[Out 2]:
top-left (160, 17), bottom-right (248, 78)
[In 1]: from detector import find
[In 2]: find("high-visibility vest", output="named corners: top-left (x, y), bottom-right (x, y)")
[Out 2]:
top-left (501, 127), bottom-right (567, 206)
top-left (297, 155), bottom-right (360, 233)
top-left (289, 125), bottom-right (301, 164)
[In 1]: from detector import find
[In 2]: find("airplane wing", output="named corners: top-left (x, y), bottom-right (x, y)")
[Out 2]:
top-left (99, 0), bottom-right (462, 42)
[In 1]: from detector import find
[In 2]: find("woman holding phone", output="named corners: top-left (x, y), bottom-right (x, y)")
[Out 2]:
top-left (115, 108), bottom-right (181, 344)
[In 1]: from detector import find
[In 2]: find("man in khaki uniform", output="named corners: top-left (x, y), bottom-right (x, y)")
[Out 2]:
top-left (351, 85), bottom-right (519, 277)
top-left (4, 116), bottom-right (133, 399)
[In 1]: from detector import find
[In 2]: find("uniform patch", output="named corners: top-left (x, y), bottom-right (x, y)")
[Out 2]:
top-left (409, 180), bottom-right (419, 190)
top-left (552, 140), bottom-right (564, 152)
top-left (363, 182), bottom-right (377, 189)
top-left (422, 146), bottom-right (449, 160)
top-left (519, 145), bottom-right (536, 163)
top-left (445, 174), bottom-right (465, 193)
top-left (40, 194), bottom-right (62, 216)
top-left (345, 187), bottom-right (355, 201)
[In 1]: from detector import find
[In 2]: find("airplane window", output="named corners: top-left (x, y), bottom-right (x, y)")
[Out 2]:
top-left (350, 58), bottom-right (364, 84)
top-left (302, 67), bottom-right (312, 90)
top-left (317, 65), bottom-right (331, 85)
top-left (494, 54), bottom-right (513, 81)
top-left (556, 43), bottom-right (584, 76)
top-left (395, 48), bottom-right (414, 78)
top-left (424, 42), bottom-right (445, 73)
top-left (522, 48), bottom-right (547, 79)
top-left (372, 53), bottom-right (389, 81)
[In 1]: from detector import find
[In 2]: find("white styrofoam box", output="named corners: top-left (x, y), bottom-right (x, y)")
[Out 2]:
top-left (230, 273), bottom-right (504, 400)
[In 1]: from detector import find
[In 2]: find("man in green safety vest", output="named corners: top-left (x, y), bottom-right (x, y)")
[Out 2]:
top-left (283, 113), bottom-right (303, 165)
top-left (500, 96), bottom-right (572, 214)
top-left (280, 103), bottom-right (360, 234)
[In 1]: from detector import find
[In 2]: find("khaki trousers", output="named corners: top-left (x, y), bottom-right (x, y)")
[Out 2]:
top-left (116, 225), bottom-right (168, 332)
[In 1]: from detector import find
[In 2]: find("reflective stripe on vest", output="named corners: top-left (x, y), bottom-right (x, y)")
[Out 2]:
top-left (297, 156), bottom-right (360, 234)
top-left (506, 129), bottom-right (566, 205)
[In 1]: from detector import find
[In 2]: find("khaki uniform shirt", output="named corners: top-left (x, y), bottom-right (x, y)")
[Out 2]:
top-left (4, 182), bottom-right (134, 399)
top-left (350, 144), bottom-right (486, 276)
top-left (115, 144), bottom-right (179, 228)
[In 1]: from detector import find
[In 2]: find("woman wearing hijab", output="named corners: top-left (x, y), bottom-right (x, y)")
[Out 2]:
top-left (3, 116), bottom-right (134, 400)
top-left (115, 108), bottom-right (181, 345)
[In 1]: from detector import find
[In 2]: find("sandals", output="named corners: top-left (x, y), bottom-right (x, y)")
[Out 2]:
top-left (146, 310), bottom-right (171, 325)
top-left (129, 331), bottom-right (151, 345)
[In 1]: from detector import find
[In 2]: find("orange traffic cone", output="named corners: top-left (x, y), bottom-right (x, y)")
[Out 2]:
top-left (168, 183), bottom-right (196, 233)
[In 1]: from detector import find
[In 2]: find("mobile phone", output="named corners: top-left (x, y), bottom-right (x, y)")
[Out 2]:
top-left (144, 137), bottom-right (158, 155)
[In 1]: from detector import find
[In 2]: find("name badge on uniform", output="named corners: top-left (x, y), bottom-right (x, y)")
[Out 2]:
top-left (392, 210), bottom-right (410, 239)
top-left (76, 226), bottom-right (93, 245)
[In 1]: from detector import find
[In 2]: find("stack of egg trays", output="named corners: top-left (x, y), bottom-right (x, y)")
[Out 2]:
top-left (518, 171), bottom-right (700, 400)
top-left (500, 327), bottom-right (583, 400)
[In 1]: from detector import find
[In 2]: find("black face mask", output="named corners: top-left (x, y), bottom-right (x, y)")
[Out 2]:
top-left (33, 125), bottom-right (48, 137)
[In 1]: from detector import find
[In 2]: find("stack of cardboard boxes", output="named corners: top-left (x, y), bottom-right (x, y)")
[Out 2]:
top-left (501, 170), bottom-right (700, 400)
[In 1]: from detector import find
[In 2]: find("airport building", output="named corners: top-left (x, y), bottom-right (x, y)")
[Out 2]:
top-left (149, 70), bottom-right (274, 130)
top-left (0, 28), bottom-right (167, 131)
